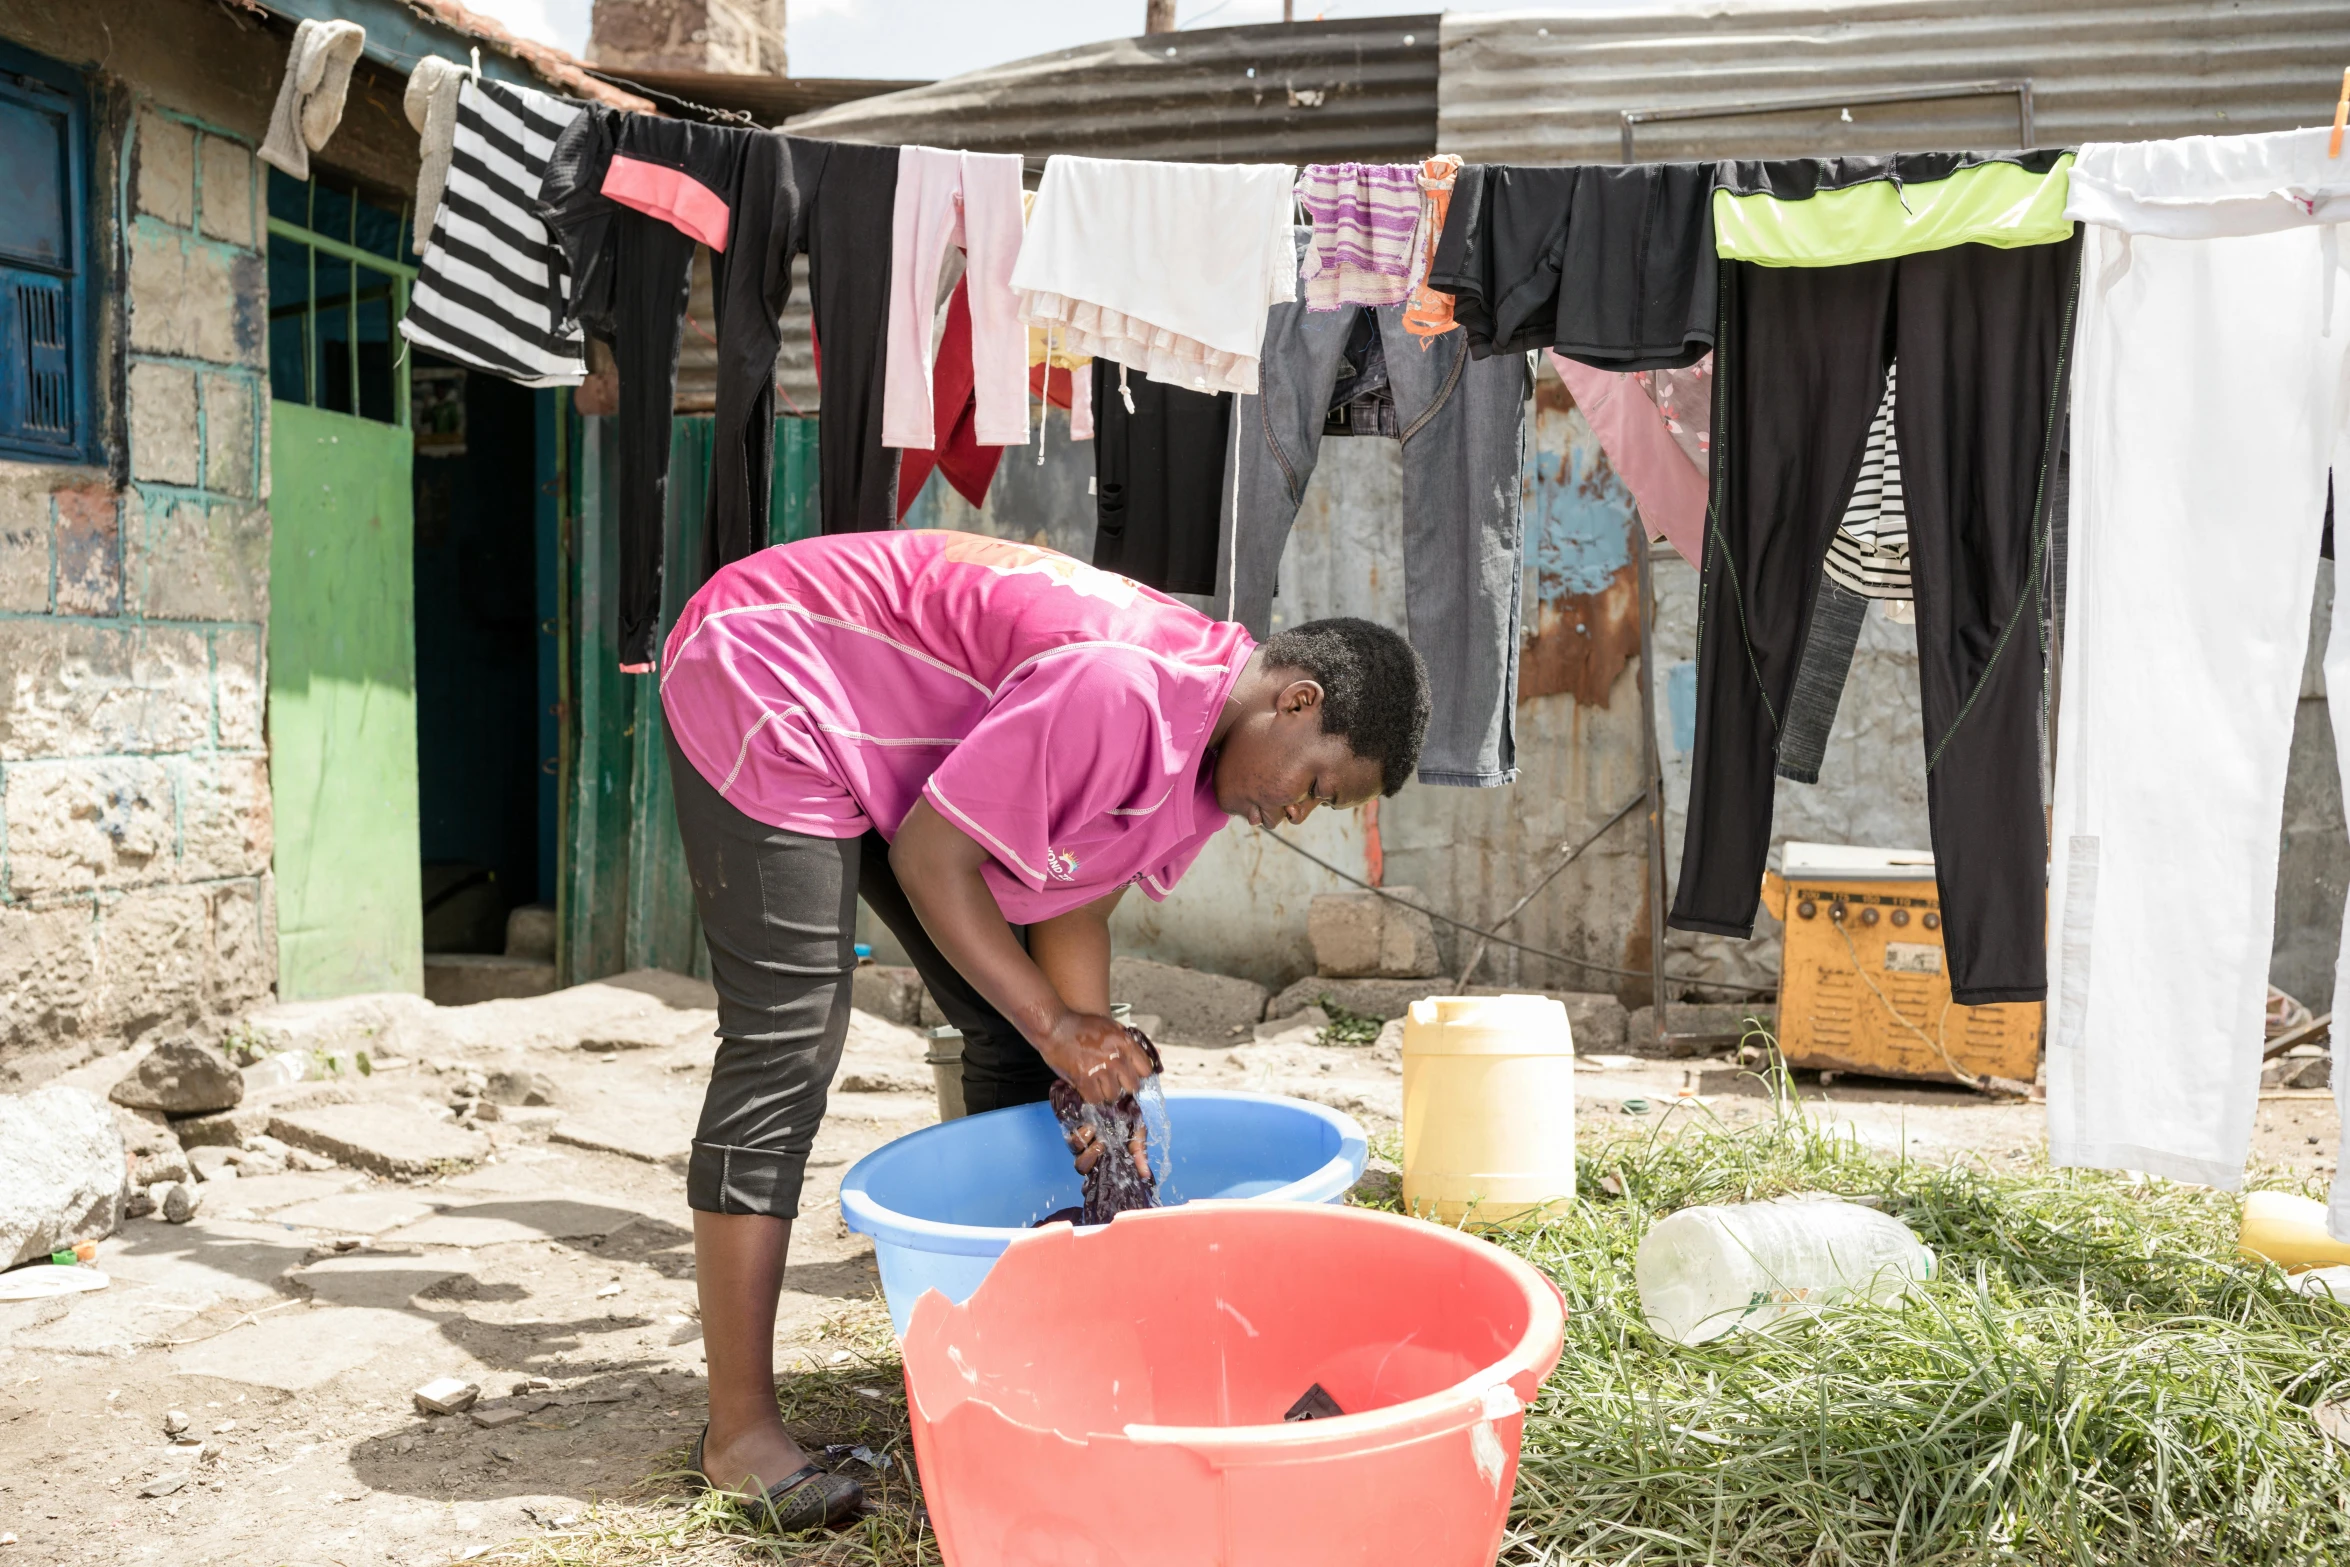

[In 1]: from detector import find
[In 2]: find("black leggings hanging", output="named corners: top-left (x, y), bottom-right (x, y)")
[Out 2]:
top-left (1669, 236), bottom-right (2080, 1006)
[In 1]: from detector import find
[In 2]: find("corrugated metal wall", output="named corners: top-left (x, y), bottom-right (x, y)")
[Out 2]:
top-left (1441, 0), bottom-right (2350, 164)
top-left (783, 14), bottom-right (1439, 165)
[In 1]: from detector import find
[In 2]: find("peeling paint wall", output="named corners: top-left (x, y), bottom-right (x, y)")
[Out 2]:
top-left (1519, 374), bottom-right (1641, 710)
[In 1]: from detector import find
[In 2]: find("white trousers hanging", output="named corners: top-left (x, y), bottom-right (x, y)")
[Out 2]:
top-left (2049, 129), bottom-right (2350, 1217)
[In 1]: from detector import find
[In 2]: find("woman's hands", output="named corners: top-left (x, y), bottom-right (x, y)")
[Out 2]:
top-left (1064, 1118), bottom-right (1153, 1180)
top-left (892, 801), bottom-right (1146, 1107)
top-left (1036, 1010), bottom-right (1157, 1105)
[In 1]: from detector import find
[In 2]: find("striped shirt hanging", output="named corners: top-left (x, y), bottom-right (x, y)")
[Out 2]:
top-left (399, 78), bottom-right (587, 388)
top-left (1822, 360), bottom-right (1911, 603)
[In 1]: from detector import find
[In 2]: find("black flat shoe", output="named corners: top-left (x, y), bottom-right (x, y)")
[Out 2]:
top-left (687, 1423), bottom-right (865, 1531)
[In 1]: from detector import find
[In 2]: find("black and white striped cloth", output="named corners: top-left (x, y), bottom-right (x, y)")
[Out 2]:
top-left (399, 78), bottom-right (587, 387)
top-left (1822, 361), bottom-right (1911, 602)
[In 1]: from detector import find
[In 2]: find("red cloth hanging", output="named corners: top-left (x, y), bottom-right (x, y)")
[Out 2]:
top-left (1029, 360), bottom-right (1078, 411)
top-left (897, 278), bottom-right (1007, 521)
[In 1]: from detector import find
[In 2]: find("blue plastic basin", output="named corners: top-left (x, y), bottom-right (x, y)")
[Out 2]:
top-left (841, 1091), bottom-right (1369, 1333)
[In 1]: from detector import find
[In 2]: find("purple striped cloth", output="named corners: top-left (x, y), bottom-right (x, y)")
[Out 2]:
top-left (1296, 162), bottom-right (1426, 311)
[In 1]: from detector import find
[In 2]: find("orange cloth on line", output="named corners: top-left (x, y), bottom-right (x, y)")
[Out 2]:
top-left (1026, 323), bottom-right (1092, 371)
top-left (1403, 154), bottom-right (1464, 344)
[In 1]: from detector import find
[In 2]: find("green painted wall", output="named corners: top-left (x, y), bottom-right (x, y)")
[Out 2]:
top-left (561, 414), bottom-right (818, 986)
top-left (267, 399), bottom-right (423, 997)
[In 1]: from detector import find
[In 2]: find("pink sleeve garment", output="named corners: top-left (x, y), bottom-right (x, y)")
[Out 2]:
top-left (1068, 355), bottom-right (1093, 440)
top-left (1549, 350), bottom-right (1709, 568)
top-left (600, 154), bottom-right (734, 250)
top-left (885, 146), bottom-right (1030, 450)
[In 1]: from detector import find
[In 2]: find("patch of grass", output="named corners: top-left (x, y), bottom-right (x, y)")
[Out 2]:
top-left (1314, 994), bottom-right (1387, 1047)
top-left (1484, 1057), bottom-right (2350, 1565)
top-left (469, 1307), bottom-right (938, 1567)
top-left (478, 1065), bottom-right (2350, 1567)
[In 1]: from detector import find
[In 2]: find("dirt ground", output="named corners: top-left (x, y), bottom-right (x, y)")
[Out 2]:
top-left (0, 977), bottom-right (2336, 1566)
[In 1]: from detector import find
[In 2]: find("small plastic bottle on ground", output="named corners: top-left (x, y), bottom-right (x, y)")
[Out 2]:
top-left (1635, 1194), bottom-right (1935, 1346)
top-left (240, 1050), bottom-right (310, 1093)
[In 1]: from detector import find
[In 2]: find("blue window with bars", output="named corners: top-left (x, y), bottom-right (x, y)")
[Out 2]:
top-left (0, 39), bottom-right (92, 464)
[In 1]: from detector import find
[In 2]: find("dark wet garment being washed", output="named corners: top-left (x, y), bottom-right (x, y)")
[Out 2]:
top-left (1039, 1028), bottom-right (1164, 1227)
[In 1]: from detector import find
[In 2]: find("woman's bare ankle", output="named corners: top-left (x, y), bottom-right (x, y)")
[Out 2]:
top-left (702, 1416), bottom-right (812, 1493)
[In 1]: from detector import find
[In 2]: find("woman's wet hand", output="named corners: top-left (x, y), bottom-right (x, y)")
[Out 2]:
top-left (1040, 1011), bottom-right (1153, 1104)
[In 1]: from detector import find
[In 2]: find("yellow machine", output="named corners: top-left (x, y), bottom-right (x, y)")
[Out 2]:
top-left (1760, 843), bottom-right (2041, 1088)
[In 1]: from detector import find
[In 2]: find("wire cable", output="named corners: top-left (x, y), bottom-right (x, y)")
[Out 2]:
top-left (1251, 824), bottom-right (1780, 998)
top-left (1455, 791), bottom-right (1645, 988)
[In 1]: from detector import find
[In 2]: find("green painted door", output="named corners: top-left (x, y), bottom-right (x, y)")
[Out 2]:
top-left (268, 400), bottom-right (423, 997)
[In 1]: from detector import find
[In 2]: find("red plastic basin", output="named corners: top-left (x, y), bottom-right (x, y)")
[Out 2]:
top-left (901, 1201), bottom-right (1567, 1567)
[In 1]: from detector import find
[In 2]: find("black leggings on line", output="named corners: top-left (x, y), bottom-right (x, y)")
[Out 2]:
top-left (1668, 238), bottom-right (2080, 1006)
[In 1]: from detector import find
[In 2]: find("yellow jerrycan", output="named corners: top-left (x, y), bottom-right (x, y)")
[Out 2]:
top-left (2238, 1190), bottom-right (2350, 1270)
top-left (1401, 994), bottom-right (1575, 1224)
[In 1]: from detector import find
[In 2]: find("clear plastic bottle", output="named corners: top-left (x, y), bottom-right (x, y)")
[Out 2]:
top-left (239, 1050), bottom-right (310, 1093)
top-left (1634, 1194), bottom-right (1935, 1346)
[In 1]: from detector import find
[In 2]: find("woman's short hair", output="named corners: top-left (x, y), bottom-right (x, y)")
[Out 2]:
top-left (1259, 618), bottom-right (1431, 797)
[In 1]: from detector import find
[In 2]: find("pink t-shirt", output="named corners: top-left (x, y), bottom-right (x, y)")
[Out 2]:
top-left (659, 530), bottom-right (1254, 924)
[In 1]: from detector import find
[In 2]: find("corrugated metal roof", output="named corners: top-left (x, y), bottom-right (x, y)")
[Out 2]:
top-left (583, 68), bottom-right (927, 126)
top-left (1440, 0), bottom-right (2350, 164)
top-left (783, 15), bottom-right (1440, 166)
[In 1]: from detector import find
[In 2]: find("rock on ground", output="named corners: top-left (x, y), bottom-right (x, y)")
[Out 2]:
top-left (851, 964), bottom-right (931, 1028)
top-left (1307, 889), bottom-right (1443, 978)
top-left (113, 1105), bottom-right (191, 1187)
top-left (483, 1069), bottom-right (558, 1107)
top-left (0, 1085), bottom-right (126, 1266)
top-left (239, 991), bottom-right (441, 1061)
top-left (106, 1039), bottom-right (243, 1114)
top-left (169, 1100), bottom-right (278, 1148)
top-left (1109, 956), bottom-right (1269, 1044)
top-left (269, 1102), bottom-right (491, 1177)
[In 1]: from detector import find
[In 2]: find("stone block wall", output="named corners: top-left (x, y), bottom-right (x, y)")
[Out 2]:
top-left (0, 103), bottom-right (273, 1086)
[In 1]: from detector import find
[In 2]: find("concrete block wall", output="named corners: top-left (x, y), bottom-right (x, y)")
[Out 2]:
top-left (0, 103), bottom-right (273, 1086)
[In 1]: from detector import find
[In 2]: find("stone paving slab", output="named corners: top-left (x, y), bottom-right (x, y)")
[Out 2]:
top-left (170, 1302), bottom-right (437, 1390)
top-left (3, 1280), bottom-right (216, 1358)
top-left (189, 1168), bottom-right (361, 1218)
top-left (380, 1195), bottom-right (660, 1248)
top-left (95, 1216), bottom-right (310, 1303)
top-left (267, 1189), bottom-right (444, 1235)
top-left (270, 1103), bottom-right (490, 1176)
top-left (295, 1252), bottom-right (469, 1309)
top-left (433, 1151), bottom-right (579, 1193)
top-left (548, 1114), bottom-right (690, 1165)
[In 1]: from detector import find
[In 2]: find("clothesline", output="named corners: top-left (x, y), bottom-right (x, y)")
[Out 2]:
top-left (1254, 823), bottom-right (1779, 999)
top-left (327, 11), bottom-right (2350, 1223)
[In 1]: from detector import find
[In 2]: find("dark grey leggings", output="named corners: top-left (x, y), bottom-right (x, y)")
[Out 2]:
top-left (668, 734), bottom-right (1057, 1217)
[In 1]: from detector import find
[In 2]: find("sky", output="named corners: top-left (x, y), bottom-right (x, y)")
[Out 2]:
top-left (466, 1), bottom-right (1505, 81)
